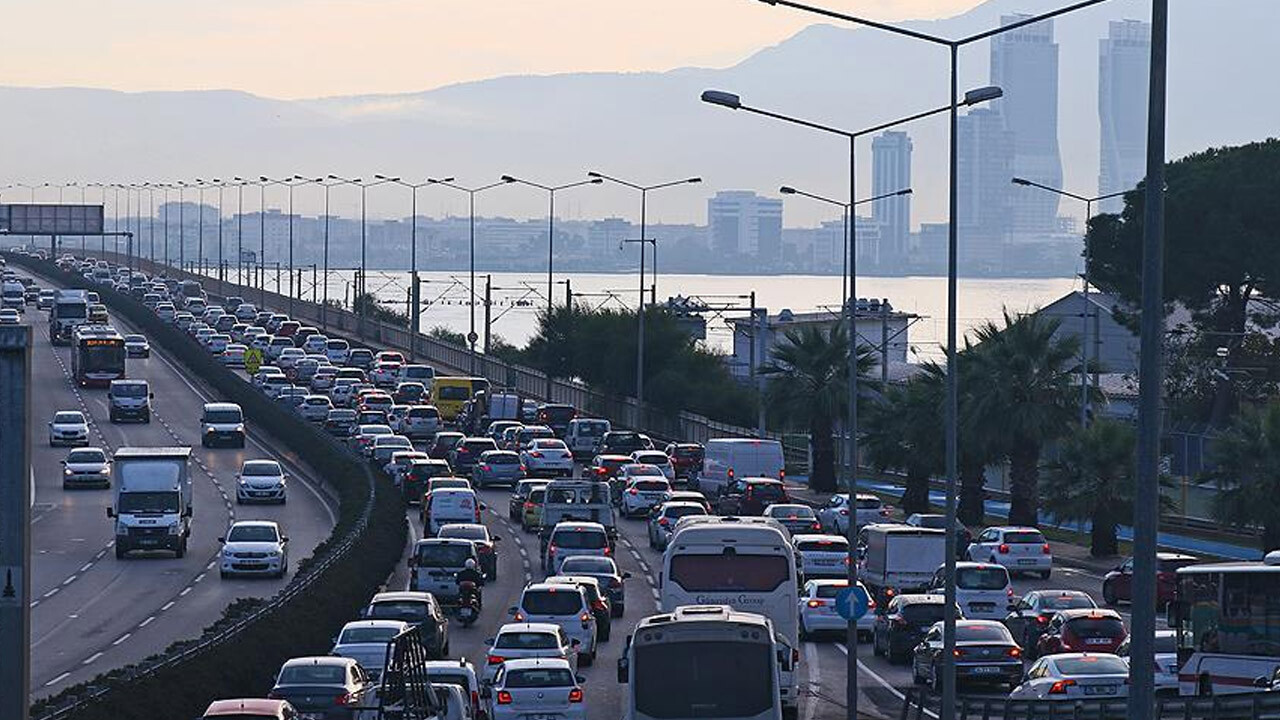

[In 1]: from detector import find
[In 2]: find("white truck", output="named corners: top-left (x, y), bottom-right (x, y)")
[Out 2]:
top-left (107, 447), bottom-right (193, 559)
top-left (49, 288), bottom-right (90, 345)
top-left (859, 524), bottom-right (948, 604)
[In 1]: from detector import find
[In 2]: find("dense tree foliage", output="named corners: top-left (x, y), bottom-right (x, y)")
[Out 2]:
top-left (1208, 399), bottom-right (1280, 551)
top-left (1042, 419), bottom-right (1148, 557)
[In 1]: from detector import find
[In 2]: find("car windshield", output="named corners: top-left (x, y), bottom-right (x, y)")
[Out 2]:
top-left (635, 642), bottom-right (773, 719)
top-left (367, 601), bottom-right (429, 622)
top-left (668, 554), bottom-right (791, 593)
top-left (277, 664), bottom-right (346, 685)
top-left (901, 603), bottom-right (947, 624)
top-left (204, 410), bottom-right (242, 423)
top-left (956, 624), bottom-right (1013, 642)
top-left (635, 453), bottom-right (667, 464)
top-left (956, 567), bottom-right (1009, 590)
top-left (769, 506), bottom-right (815, 520)
top-left (1066, 617), bottom-right (1126, 638)
top-left (748, 483), bottom-right (785, 500)
top-left (1004, 531), bottom-right (1046, 544)
top-left (815, 584), bottom-right (849, 599)
top-left (112, 383), bottom-right (148, 397)
top-left (496, 632), bottom-right (559, 650)
top-left (439, 525), bottom-right (487, 541)
top-left (415, 544), bottom-right (473, 567)
top-left (855, 497), bottom-right (881, 509)
top-left (532, 440), bottom-right (567, 450)
top-left (1153, 633), bottom-right (1176, 653)
top-left (663, 505), bottom-right (706, 520)
top-left (118, 491), bottom-right (180, 514)
top-left (797, 538), bottom-right (848, 552)
top-left (559, 557), bottom-right (616, 574)
top-left (1053, 655), bottom-right (1129, 676)
top-left (551, 530), bottom-right (607, 549)
top-left (242, 462), bottom-right (281, 476)
top-left (634, 480), bottom-right (669, 492)
top-left (54, 412), bottom-right (84, 424)
top-left (483, 453), bottom-right (520, 465)
top-left (67, 449), bottom-right (106, 463)
top-left (576, 421), bottom-right (608, 436)
top-left (628, 466), bottom-right (664, 477)
top-left (912, 515), bottom-right (948, 529)
top-left (227, 525), bottom-right (279, 543)
top-left (522, 590), bottom-right (583, 616)
top-left (1040, 593), bottom-right (1095, 611)
top-left (437, 386), bottom-right (470, 401)
top-left (340, 626), bottom-right (400, 644)
top-left (505, 668), bottom-right (575, 688)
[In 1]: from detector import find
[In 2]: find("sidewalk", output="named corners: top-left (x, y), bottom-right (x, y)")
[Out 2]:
top-left (782, 475), bottom-right (1261, 568)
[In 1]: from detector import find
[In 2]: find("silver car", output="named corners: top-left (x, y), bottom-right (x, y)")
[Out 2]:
top-left (472, 450), bottom-right (526, 489)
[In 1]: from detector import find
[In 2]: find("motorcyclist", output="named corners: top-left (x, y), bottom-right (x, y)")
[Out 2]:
top-left (455, 558), bottom-right (485, 609)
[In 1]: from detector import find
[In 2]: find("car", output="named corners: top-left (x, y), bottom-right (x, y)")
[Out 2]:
top-left (275, 385), bottom-right (310, 411)
top-left (482, 623), bottom-right (580, 683)
top-left (646, 502), bottom-right (708, 551)
top-left (598, 430), bottom-right (652, 455)
top-left (384, 450), bottom-right (430, 486)
top-left (1003, 590), bottom-right (1098, 652)
top-left (407, 537), bottom-right (481, 602)
top-left (563, 418), bottom-right (610, 458)
top-left (401, 404), bottom-right (442, 440)
top-left (799, 579), bottom-right (875, 641)
top-left (356, 409), bottom-right (390, 428)
top-left (36, 289), bottom-right (56, 310)
top-left (911, 620), bottom-right (1024, 692)
top-left (967, 526), bottom-right (1052, 579)
top-left (234, 302), bottom-right (259, 321)
top-left (542, 521), bottom-right (610, 575)
top-left (299, 394), bottom-right (335, 423)
top-left (402, 458), bottom-right (454, 505)
top-left (618, 475), bottom-right (671, 518)
top-left (222, 343), bottom-right (248, 367)
top-left (818, 493), bottom-right (892, 535)
top-left (370, 361), bottom-right (403, 388)
top-left (1034, 608), bottom-right (1128, 658)
top-left (351, 424), bottom-right (394, 456)
top-left (499, 425), bottom-right (524, 451)
top-left (630, 450), bottom-right (676, 482)
top-left (1101, 552), bottom-right (1197, 607)
top-left (202, 402), bottom-right (247, 448)
top-left (510, 583), bottom-right (598, 666)
top-left (422, 659), bottom-right (484, 720)
top-left (665, 490), bottom-right (712, 513)
top-left (218, 520), bottom-right (289, 578)
top-left (155, 302), bottom-right (176, 322)
top-left (200, 699), bottom-right (299, 719)
top-left (48, 410), bottom-right (89, 446)
top-left (763, 503), bottom-right (823, 535)
top-left (324, 408), bottom-right (359, 437)
top-left (88, 303), bottom-right (108, 323)
top-left (1117, 630), bottom-right (1179, 695)
top-left (429, 432), bottom-right (466, 460)
top-left (359, 591), bottom-right (450, 659)
top-left (438, 523), bottom-right (501, 580)
top-left (325, 338), bottom-right (350, 364)
top-left (329, 619), bottom-right (411, 682)
top-left (347, 347), bottom-right (375, 369)
top-left (663, 442), bottom-right (704, 479)
top-left (716, 477), bottom-right (789, 516)
top-left (792, 534), bottom-right (852, 580)
top-left (62, 447), bottom-right (111, 489)
top-left (276, 347), bottom-right (306, 370)
top-left (422, 487), bottom-right (484, 535)
top-left (370, 434), bottom-right (415, 466)
top-left (509, 480), bottom-right (549, 521)
top-left (544, 574), bottom-right (611, 641)
top-left (873, 593), bottom-right (958, 664)
top-left (269, 656), bottom-right (372, 719)
top-left (483, 657), bottom-right (585, 720)
top-left (301, 333), bottom-right (329, 354)
top-left (236, 459), bottom-right (287, 504)
top-left (930, 562), bottom-right (1015, 621)
top-left (473, 450), bottom-right (526, 489)
top-left (1008, 653), bottom-right (1131, 701)
top-left (521, 485), bottom-right (548, 533)
top-left (252, 366), bottom-right (285, 389)
top-left (310, 365), bottom-right (339, 391)
top-left (586, 454), bottom-right (632, 482)
top-left (906, 513), bottom-right (973, 558)
top-left (519, 439), bottom-right (574, 478)
top-left (122, 333), bottom-right (150, 357)
top-left (513, 425), bottom-right (556, 450)
top-left (451, 437), bottom-right (499, 475)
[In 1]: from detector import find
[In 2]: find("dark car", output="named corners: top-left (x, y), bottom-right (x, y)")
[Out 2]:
top-left (556, 555), bottom-right (631, 617)
top-left (911, 620), bottom-right (1023, 692)
top-left (1102, 552), bottom-right (1197, 607)
top-left (450, 437), bottom-right (498, 474)
top-left (873, 594), bottom-right (955, 664)
top-left (535, 403), bottom-right (577, 437)
top-left (394, 381), bottom-right (429, 405)
top-left (763, 503), bottom-right (823, 535)
top-left (324, 408), bottom-right (358, 437)
top-left (404, 459), bottom-right (454, 505)
top-left (664, 442), bottom-right (705, 479)
top-left (588, 454), bottom-right (634, 482)
top-left (717, 477), bottom-right (789, 516)
top-left (428, 432), bottom-right (466, 460)
top-left (360, 591), bottom-right (449, 659)
top-left (1034, 608), bottom-right (1128, 658)
top-left (269, 656), bottom-right (372, 719)
top-left (1003, 589), bottom-right (1098, 652)
top-left (598, 431), bottom-right (653, 456)
top-left (509, 479), bottom-right (549, 522)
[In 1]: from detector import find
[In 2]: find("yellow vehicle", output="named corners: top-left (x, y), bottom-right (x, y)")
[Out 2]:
top-left (521, 486), bottom-right (547, 533)
top-left (432, 376), bottom-right (490, 422)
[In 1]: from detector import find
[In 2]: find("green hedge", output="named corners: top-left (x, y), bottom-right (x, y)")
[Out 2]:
top-left (16, 256), bottom-right (407, 720)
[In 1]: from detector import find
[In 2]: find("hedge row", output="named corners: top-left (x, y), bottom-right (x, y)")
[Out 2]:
top-left (16, 256), bottom-right (408, 720)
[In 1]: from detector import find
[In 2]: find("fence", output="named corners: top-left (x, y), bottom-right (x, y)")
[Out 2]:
top-left (900, 688), bottom-right (1280, 720)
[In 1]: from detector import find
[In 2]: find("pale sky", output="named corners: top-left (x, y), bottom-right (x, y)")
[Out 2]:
top-left (1, 0), bottom-right (981, 99)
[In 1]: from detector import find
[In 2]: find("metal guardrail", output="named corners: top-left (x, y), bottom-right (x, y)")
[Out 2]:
top-left (900, 688), bottom-right (1280, 720)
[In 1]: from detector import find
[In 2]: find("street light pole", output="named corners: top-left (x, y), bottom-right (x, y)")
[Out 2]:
top-left (322, 176), bottom-right (361, 329)
top-left (353, 177), bottom-right (397, 338)
top-left (587, 172), bottom-right (701, 408)
top-left (376, 175), bottom-right (434, 358)
top-left (500, 175), bottom-right (603, 398)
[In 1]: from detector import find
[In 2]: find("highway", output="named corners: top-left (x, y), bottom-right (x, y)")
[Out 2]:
top-left (20, 297), bottom-right (339, 698)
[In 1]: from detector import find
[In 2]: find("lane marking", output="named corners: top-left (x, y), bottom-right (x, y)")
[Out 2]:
top-left (111, 632), bottom-right (131, 646)
top-left (803, 642), bottom-right (821, 720)
top-left (160, 601), bottom-right (175, 612)
top-left (834, 643), bottom-right (939, 720)
top-left (81, 652), bottom-right (102, 666)
top-left (44, 672), bottom-right (70, 687)
top-left (139, 615), bottom-right (156, 627)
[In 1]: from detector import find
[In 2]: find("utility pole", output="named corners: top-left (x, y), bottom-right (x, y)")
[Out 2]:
top-left (411, 272), bottom-right (421, 361)
top-left (484, 275), bottom-right (493, 354)
top-left (880, 301), bottom-right (890, 386)
top-left (748, 291), bottom-right (757, 425)
top-left (0, 325), bottom-right (32, 720)
top-left (757, 306), bottom-right (767, 436)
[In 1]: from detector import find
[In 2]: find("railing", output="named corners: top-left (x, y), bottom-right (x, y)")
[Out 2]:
top-left (900, 688), bottom-right (1280, 720)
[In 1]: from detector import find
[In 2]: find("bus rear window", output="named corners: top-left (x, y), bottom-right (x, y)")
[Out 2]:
top-left (668, 554), bottom-right (790, 592)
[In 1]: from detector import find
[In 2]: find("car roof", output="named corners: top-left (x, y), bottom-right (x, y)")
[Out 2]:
top-left (414, 537), bottom-right (477, 547)
top-left (791, 533), bottom-right (847, 543)
top-left (1056, 608), bottom-right (1123, 620)
top-left (552, 521), bottom-right (606, 531)
top-left (230, 520), bottom-right (280, 530)
top-left (370, 591), bottom-right (433, 602)
top-left (524, 582), bottom-right (587, 595)
top-left (341, 619), bottom-right (410, 631)
top-left (896, 594), bottom-right (947, 604)
top-left (280, 655), bottom-right (357, 669)
top-left (498, 622), bottom-right (562, 635)
top-left (203, 402), bottom-right (241, 411)
top-left (204, 699), bottom-right (291, 716)
top-left (501, 657), bottom-right (573, 672)
top-left (546, 575), bottom-right (602, 588)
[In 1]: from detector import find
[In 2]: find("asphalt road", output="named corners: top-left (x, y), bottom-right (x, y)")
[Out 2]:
top-left (22, 301), bottom-right (339, 699)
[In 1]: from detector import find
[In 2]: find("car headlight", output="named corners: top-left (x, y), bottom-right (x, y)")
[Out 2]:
top-left (167, 524), bottom-right (182, 535)
top-left (238, 478), bottom-right (248, 486)
top-left (115, 521), bottom-right (127, 535)
top-left (268, 549), bottom-right (281, 557)
top-left (205, 427), bottom-right (215, 434)
top-left (235, 425), bottom-right (245, 432)
top-left (64, 468), bottom-right (73, 476)
top-left (223, 548), bottom-right (235, 558)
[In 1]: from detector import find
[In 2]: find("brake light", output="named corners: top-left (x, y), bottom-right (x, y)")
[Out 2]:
top-left (1042, 543), bottom-right (1052, 555)
top-left (807, 599), bottom-right (824, 608)
top-left (811, 523), bottom-right (822, 531)
top-left (727, 468), bottom-right (735, 480)
top-left (568, 688), bottom-right (583, 703)
top-left (591, 600), bottom-right (607, 612)
top-left (513, 611), bottom-right (526, 621)
top-left (481, 464), bottom-right (491, 471)
top-left (602, 545), bottom-right (611, 556)
top-left (839, 508), bottom-right (849, 516)
top-left (1006, 647), bottom-right (1021, 658)
top-left (581, 612), bottom-right (592, 625)
top-left (1007, 587), bottom-right (1015, 598)
top-left (1048, 679), bottom-right (1076, 694)
top-left (867, 597), bottom-right (877, 610)
top-left (524, 501), bottom-right (534, 509)
top-left (998, 544), bottom-right (1010, 554)
top-left (628, 488), bottom-right (638, 495)
top-left (1036, 614), bottom-right (1051, 625)
top-left (471, 690), bottom-right (480, 709)
top-left (496, 691), bottom-right (513, 705)
top-left (953, 649), bottom-right (965, 658)
top-left (335, 692), bottom-right (352, 706)
top-left (843, 556), bottom-right (851, 566)
top-left (530, 451), bottom-right (543, 458)
top-left (658, 517), bottom-right (669, 527)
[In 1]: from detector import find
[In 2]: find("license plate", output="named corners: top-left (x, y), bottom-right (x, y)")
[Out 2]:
top-left (970, 603), bottom-right (994, 611)
top-left (1085, 637), bottom-right (1112, 645)
top-left (970, 666), bottom-right (1003, 674)
top-left (529, 715), bottom-right (556, 720)
top-left (300, 714), bottom-right (325, 720)
top-left (1084, 685), bottom-right (1117, 696)
top-left (1017, 559), bottom-right (1037, 565)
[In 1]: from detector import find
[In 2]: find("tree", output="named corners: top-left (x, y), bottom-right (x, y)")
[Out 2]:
top-left (1208, 400), bottom-right (1280, 551)
top-left (968, 310), bottom-right (1082, 527)
top-left (863, 375), bottom-right (940, 516)
top-left (761, 324), bottom-right (876, 493)
top-left (1042, 419), bottom-right (1142, 557)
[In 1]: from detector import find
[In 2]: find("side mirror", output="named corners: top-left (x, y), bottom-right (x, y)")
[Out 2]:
top-left (106, 507), bottom-right (115, 519)
top-left (282, 537), bottom-right (290, 543)
top-left (217, 537), bottom-right (225, 543)
top-left (508, 607), bottom-right (517, 616)
top-left (492, 535), bottom-right (502, 542)
top-left (616, 657), bottom-right (630, 684)
top-left (59, 459), bottom-right (66, 465)
top-left (570, 638), bottom-right (581, 647)
top-left (407, 557), bottom-right (417, 567)
top-left (149, 393), bottom-right (155, 399)
top-left (1256, 676), bottom-right (1272, 689)
top-left (622, 572), bottom-right (632, 580)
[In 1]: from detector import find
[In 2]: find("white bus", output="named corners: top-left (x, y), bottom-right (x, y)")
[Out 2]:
top-left (661, 516), bottom-right (799, 714)
top-left (618, 605), bottom-right (783, 720)
top-left (1172, 552), bottom-right (1280, 695)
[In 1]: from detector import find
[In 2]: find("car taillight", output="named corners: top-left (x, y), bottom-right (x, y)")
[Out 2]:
top-left (839, 508), bottom-right (849, 516)
top-left (1007, 587), bottom-right (1015, 598)
top-left (892, 616), bottom-right (908, 627)
top-left (727, 468), bottom-right (735, 480)
top-left (628, 488), bottom-right (638, 495)
top-left (807, 599), bottom-right (824, 608)
top-left (524, 501), bottom-right (534, 509)
top-left (1048, 679), bottom-right (1076, 694)
top-left (481, 464), bottom-right (491, 471)
top-left (471, 690), bottom-right (480, 708)
top-left (602, 545), bottom-right (611, 556)
top-left (530, 451), bottom-right (543, 458)
top-left (335, 692), bottom-right (352, 706)
top-left (812, 523), bottom-right (822, 531)
top-left (867, 597), bottom-right (877, 610)
top-left (592, 600), bottom-right (607, 612)
top-left (1042, 543), bottom-right (1051, 555)
top-left (1006, 647), bottom-right (1022, 658)
top-left (1036, 614), bottom-right (1051, 625)
top-left (658, 517), bottom-right (670, 527)
top-left (953, 649), bottom-right (965, 658)
top-left (581, 612), bottom-right (592, 625)
top-left (595, 467), bottom-right (607, 474)
top-left (568, 688), bottom-right (583, 703)
top-left (513, 611), bottom-right (526, 621)
top-left (488, 654), bottom-right (505, 665)
top-left (496, 691), bottom-right (513, 705)
top-left (998, 544), bottom-right (1010, 554)
top-left (843, 556), bottom-right (851, 566)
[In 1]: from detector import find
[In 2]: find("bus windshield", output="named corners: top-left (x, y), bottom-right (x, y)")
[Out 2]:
top-left (1179, 570), bottom-right (1280, 656)
top-left (668, 554), bottom-right (791, 592)
top-left (635, 641), bottom-right (773, 719)
top-left (80, 342), bottom-right (125, 373)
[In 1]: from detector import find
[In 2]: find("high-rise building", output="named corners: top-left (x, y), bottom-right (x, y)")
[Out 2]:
top-left (871, 130), bottom-right (913, 269)
top-left (1099, 19), bottom-right (1151, 213)
top-left (991, 14), bottom-right (1063, 236)
top-left (957, 108), bottom-right (1015, 272)
top-left (707, 191), bottom-right (783, 261)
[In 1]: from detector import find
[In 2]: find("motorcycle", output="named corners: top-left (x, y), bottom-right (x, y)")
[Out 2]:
top-left (456, 580), bottom-right (481, 627)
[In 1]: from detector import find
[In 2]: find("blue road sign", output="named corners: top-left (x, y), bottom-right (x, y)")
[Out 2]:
top-left (836, 585), bottom-right (870, 621)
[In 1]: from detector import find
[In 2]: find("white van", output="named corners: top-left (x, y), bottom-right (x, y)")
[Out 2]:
top-left (693, 438), bottom-right (785, 497)
top-left (564, 418), bottom-right (611, 459)
top-left (929, 561), bottom-right (1014, 621)
top-left (423, 487), bottom-right (484, 535)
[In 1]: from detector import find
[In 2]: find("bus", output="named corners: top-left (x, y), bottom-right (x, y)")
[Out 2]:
top-left (71, 325), bottom-right (126, 387)
top-left (1171, 552), bottom-right (1280, 695)
top-left (618, 605), bottom-right (783, 720)
top-left (660, 516), bottom-right (800, 714)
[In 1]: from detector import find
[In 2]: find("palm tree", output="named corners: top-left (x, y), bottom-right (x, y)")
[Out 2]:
top-left (863, 375), bottom-right (941, 515)
top-left (968, 310), bottom-right (1082, 528)
top-left (761, 324), bottom-right (876, 493)
top-left (1042, 419), bottom-right (1149, 557)
top-left (914, 353), bottom-right (1000, 526)
top-left (1208, 400), bottom-right (1280, 550)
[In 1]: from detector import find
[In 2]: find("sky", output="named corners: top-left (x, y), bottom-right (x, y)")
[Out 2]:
top-left (0, 0), bottom-right (982, 99)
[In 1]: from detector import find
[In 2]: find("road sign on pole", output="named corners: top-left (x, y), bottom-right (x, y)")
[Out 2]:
top-left (244, 348), bottom-right (263, 376)
top-left (836, 585), bottom-right (870, 621)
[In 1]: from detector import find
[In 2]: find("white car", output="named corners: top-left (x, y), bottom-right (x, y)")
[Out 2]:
top-left (218, 520), bottom-right (289, 578)
top-left (792, 534), bottom-right (852, 580)
top-left (266, 336), bottom-right (294, 361)
top-left (48, 410), bottom-right (90, 446)
top-left (260, 374), bottom-right (291, 399)
top-left (1008, 653), bottom-right (1130, 701)
top-left (817, 493), bottom-right (890, 534)
top-left (276, 347), bottom-right (305, 369)
top-left (252, 366), bottom-right (285, 388)
top-left (310, 366), bottom-right (339, 392)
top-left (619, 475), bottom-right (671, 518)
top-left (325, 338), bottom-right (351, 365)
top-left (222, 343), bottom-right (248, 367)
top-left (511, 583), bottom-right (598, 666)
top-left (401, 405), bottom-right (442, 440)
top-left (370, 361), bottom-right (401, 388)
top-left (482, 622), bottom-right (580, 683)
top-left (967, 526), bottom-right (1053, 579)
top-left (630, 450), bottom-right (676, 482)
top-left (371, 434), bottom-right (415, 466)
top-left (799, 579), bottom-right (874, 641)
top-left (519, 439), bottom-right (574, 477)
top-left (330, 378), bottom-right (362, 407)
top-left (299, 394), bottom-right (334, 423)
top-left (234, 302), bottom-right (259, 321)
top-left (0, 308), bottom-right (20, 325)
top-left (62, 446), bottom-right (111, 488)
top-left (329, 619), bottom-right (410, 682)
top-left (930, 561), bottom-right (1014, 621)
top-left (1118, 630), bottom-right (1179, 695)
top-left (236, 459), bottom-right (287, 504)
top-left (155, 302), bottom-right (176, 322)
top-left (207, 333), bottom-right (231, 354)
top-left (302, 334), bottom-right (329, 355)
top-left (484, 657), bottom-right (585, 720)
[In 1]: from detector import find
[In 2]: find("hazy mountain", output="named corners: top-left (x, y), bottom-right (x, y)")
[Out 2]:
top-left (0, 0), bottom-right (1275, 227)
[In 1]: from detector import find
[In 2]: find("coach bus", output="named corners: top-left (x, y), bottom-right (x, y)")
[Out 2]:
top-left (71, 325), bottom-right (126, 387)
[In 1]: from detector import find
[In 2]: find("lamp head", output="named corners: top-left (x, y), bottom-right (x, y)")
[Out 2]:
top-left (1011, 177), bottom-right (1031, 186)
top-left (897, 189), bottom-right (913, 196)
top-left (687, 177), bottom-right (702, 184)
top-left (587, 171), bottom-right (603, 179)
top-left (779, 186), bottom-right (797, 195)
top-left (587, 178), bottom-right (603, 185)
top-left (963, 86), bottom-right (1003, 105)
top-left (500, 175), bottom-right (517, 183)
top-left (701, 90), bottom-right (741, 110)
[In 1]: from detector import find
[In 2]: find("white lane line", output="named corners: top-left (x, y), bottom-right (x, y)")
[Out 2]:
top-left (179, 586), bottom-right (192, 597)
top-left (834, 643), bottom-right (939, 720)
top-left (803, 642), bottom-right (821, 720)
top-left (111, 632), bottom-right (131, 646)
top-left (194, 572), bottom-right (206, 583)
top-left (79, 563), bottom-right (93, 573)
top-left (44, 672), bottom-right (71, 687)
top-left (43, 588), bottom-right (58, 599)
top-left (650, 588), bottom-right (660, 602)
top-left (81, 652), bottom-right (103, 665)
top-left (62, 575), bottom-right (76, 586)
top-left (139, 615), bottom-right (156, 627)
top-left (161, 600), bottom-right (175, 612)
top-left (207, 560), bottom-right (217, 570)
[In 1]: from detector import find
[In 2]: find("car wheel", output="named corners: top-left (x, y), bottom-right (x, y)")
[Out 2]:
top-left (872, 631), bottom-right (884, 657)
top-left (911, 658), bottom-right (924, 685)
top-left (613, 604), bottom-right (624, 618)
top-left (235, 496), bottom-right (243, 505)
top-left (930, 663), bottom-right (943, 694)
top-left (115, 546), bottom-right (127, 559)
top-left (175, 540), bottom-right (186, 559)
top-left (1102, 581), bottom-right (1117, 606)
top-left (220, 570), bottom-right (229, 580)
top-left (799, 616), bottom-right (811, 641)
top-left (888, 642), bottom-right (906, 665)
top-left (600, 625), bottom-right (611, 642)
top-left (1039, 570), bottom-right (1051, 580)
top-left (579, 650), bottom-right (594, 667)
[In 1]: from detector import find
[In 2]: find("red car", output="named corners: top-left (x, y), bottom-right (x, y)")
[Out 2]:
top-left (1034, 608), bottom-right (1127, 657)
top-left (664, 442), bottom-right (705, 479)
top-left (1101, 552), bottom-right (1197, 606)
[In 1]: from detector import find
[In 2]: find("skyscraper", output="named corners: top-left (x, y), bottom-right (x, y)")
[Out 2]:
top-left (991, 14), bottom-right (1063, 237)
top-left (1099, 19), bottom-right (1151, 213)
top-left (871, 130), bottom-right (912, 269)
top-left (957, 108), bottom-right (1015, 272)
top-left (707, 191), bottom-right (783, 262)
